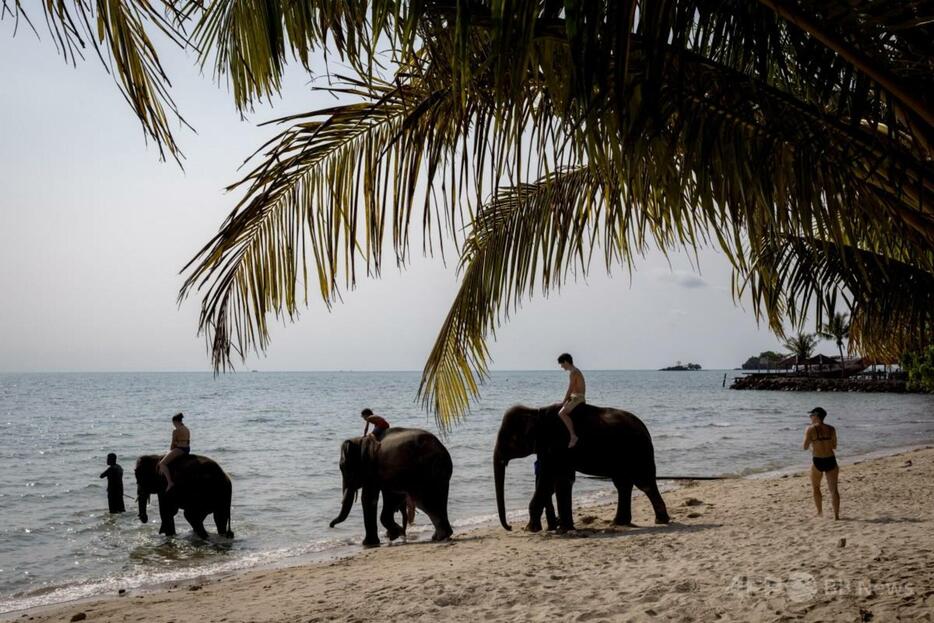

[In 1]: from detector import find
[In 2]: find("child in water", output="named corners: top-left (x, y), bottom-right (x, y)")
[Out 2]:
top-left (99, 453), bottom-right (125, 514)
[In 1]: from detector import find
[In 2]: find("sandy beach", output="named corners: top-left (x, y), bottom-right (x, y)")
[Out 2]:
top-left (8, 447), bottom-right (933, 623)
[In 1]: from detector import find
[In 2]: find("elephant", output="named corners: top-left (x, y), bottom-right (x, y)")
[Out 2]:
top-left (135, 454), bottom-right (234, 540)
top-left (493, 403), bottom-right (670, 533)
top-left (329, 428), bottom-right (454, 547)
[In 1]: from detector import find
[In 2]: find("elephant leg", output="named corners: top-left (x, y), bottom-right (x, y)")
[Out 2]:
top-left (184, 509), bottom-right (209, 539)
top-left (554, 477), bottom-right (575, 533)
top-left (158, 497), bottom-right (177, 536)
top-left (213, 507), bottom-right (234, 539)
top-left (526, 494), bottom-right (543, 532)
top-left (423, 482), bottom-right (453, 542)
top-left (361, 486), bottom-right (381, 547)
top-left (612, 477), bottom-right (634, 525)
top-left (527, 466), bottom-right (554, 532)
top-left (636, 480), bottom-right (671, 524)
top-left (380, 491), bottom-right (406, 542)
top-left (544, 492), bottom-right (558, 531)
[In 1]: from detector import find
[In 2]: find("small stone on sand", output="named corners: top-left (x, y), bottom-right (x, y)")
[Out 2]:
top-left (70, 614), bottom-right (87, 622)
top-left (683, 498), bottom-right (703, 507)
top-left (839, 538), bottom-right (847, 548)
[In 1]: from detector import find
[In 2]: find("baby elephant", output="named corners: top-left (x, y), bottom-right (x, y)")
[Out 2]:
top-left (330, 428), bottom-right (453, 546)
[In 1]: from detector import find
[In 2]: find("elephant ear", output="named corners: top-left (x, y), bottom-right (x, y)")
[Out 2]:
top-left (340, 439), bottom-right (362, 471)
top-left (360, 436), bottom-right (380, 481)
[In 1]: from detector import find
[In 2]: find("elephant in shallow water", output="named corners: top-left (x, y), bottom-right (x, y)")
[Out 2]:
top-left (494, 404), bottom-right (669, 532)
top-left (329, 428), bottom-right (453, 546)
top-left (135, 454), bottom-right (234, 539)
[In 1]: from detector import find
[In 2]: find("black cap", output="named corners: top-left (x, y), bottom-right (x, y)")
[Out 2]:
top-left (809, 407), bottom-right (827, 419)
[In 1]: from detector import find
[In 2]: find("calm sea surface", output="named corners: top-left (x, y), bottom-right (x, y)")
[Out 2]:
top-left (1, 370), bottom-right (932, 612)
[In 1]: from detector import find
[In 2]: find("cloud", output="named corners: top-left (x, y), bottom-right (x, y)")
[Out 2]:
top-left (654, 269), bottom-right (708, 289)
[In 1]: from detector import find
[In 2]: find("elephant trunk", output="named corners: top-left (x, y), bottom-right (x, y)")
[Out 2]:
top-left (138, 492), bottom-right (149, 523)
top-left (494, 451), bottom-right (511, 531)
top-left (329, 488), bottom-right (355, 528)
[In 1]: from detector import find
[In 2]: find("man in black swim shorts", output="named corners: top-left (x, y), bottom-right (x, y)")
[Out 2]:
top-left (802, 407), bottom-right (840, 519)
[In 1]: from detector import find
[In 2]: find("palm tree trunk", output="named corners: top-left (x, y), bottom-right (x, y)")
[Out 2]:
top-left (838, 341), bottom-right (845, 378)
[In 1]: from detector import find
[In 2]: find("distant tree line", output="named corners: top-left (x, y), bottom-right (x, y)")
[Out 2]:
top-left (741, 351), bottom-right (787, 370)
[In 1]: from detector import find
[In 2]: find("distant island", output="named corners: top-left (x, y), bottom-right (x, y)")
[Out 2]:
top-left (659, 362), bottom-right (702, 371)
top-left (740, 351), bottom-right (787, 370)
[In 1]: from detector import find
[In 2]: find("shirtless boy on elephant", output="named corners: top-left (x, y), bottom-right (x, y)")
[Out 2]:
top-left (557, 353), bottom-right (586, 448)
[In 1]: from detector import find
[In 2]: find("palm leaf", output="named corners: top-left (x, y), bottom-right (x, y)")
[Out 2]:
top-left (742, 235), bottom-right (934, 361)
top-left (4, 0), bottom-right (192, 161)
top-left (178, 75), bottom-right (479, 370)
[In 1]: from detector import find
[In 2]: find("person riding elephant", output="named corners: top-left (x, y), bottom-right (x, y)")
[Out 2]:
top-left (494, 403), bottom-right (669, 533)
top-left (329, 427), bottom-right (453, 547)
top-left (135, 454), bottom-right (234, 540)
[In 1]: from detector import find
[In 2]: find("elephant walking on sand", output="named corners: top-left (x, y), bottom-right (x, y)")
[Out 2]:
top-left (135, 454), bottom-right (234, 539)
top-left (494, 404), bottom-right (670, 532)
top-left (330, 428), bottom-right (454, 546)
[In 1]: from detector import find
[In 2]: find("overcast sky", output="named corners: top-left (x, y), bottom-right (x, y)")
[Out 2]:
top-left (0, 27), bottom-right (807, 373)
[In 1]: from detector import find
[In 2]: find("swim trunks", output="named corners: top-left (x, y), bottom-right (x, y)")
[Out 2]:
top-left (813, 456), bottom-right (837, 472)
top-left (563, 393), bottom-right (585, 412)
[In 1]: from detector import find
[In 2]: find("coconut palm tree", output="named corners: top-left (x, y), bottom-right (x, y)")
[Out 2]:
top-left (7, 1), bottom-right (934, 427)
top-left (818, 313), bottom-right (851, 377)
top-left (782, 333), bottom-right (819, 374)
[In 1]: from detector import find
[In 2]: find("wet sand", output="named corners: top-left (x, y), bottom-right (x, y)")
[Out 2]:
top-left (8, 447), bottom-right (934, 622)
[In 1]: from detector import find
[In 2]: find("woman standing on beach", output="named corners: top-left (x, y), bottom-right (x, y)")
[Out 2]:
top-left (158, 413), bottom-right (190, 491)
top-left (803, 407), bottom-right (840, 519)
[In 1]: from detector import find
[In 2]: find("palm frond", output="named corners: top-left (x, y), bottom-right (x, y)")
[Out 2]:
top-left (4, 0), bottom-right (191, 161)
top-left (741, 235), bottom-right (934, 360)
top-left (11, 1), bottom-right (931, 424)
top-left (190, 0), bottom-right (403, 111)
top-left (178, 75), bottom-right (477, 370)
top-left (419, 167), bottom-right (606, 427)
top-left (418, 156), bottom-right (716, 426)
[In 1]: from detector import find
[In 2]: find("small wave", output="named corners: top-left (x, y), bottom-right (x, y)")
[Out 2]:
top-left (0, 538), bottom-right (355, 614)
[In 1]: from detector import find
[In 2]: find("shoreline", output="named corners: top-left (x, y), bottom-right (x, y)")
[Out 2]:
top-left (5, 441), bottom-right (933, 621)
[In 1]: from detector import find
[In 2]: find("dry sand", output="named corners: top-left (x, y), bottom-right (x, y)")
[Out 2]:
top-left (8, 447), bottom-right (934, 622)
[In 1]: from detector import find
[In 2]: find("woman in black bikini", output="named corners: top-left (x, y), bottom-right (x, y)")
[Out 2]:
top-left (158, 413), bottom-right (190, 491)
top-left (802, 407), bottom-right (840, 519)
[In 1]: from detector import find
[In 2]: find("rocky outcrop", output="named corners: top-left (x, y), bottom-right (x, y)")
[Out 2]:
top-left (730, 375), bottom-right (912, 392)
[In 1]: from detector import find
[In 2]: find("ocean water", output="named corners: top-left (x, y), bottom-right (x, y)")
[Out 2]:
top-left (1, 370), bottom-right (932, 612)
